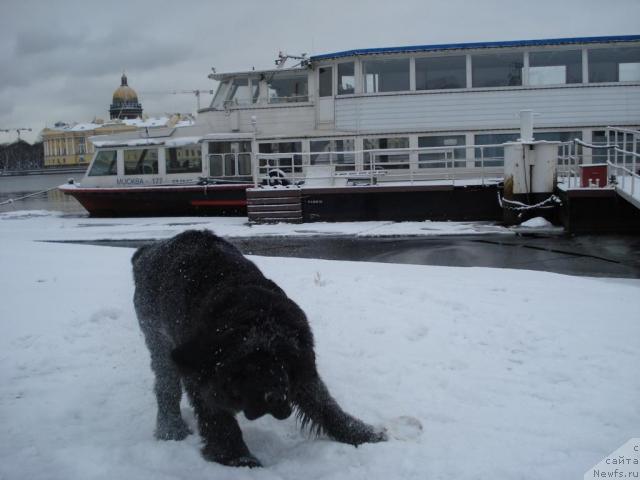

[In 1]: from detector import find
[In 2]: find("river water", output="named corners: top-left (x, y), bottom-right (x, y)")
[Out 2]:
top-left (3, 172), bottom-right (639, 278)
top-left (0, 172), bottom-right (87, 215)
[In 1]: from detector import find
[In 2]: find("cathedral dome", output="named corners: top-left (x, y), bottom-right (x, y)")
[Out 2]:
top-left (112, 74), bottom-right (139, 103)
top-left (109, 73), bottom-right (143, 120)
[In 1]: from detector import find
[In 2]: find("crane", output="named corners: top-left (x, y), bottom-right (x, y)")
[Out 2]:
top-left (0, 128), bottom-right (32, 141)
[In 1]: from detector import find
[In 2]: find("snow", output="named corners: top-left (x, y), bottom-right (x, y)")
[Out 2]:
top-left (1, 212), bottom-right (639, 480)
top-left (519, 216), bottom-right (553, 228)
top-left (164, 136), bottom-right (203, 148)
top-left (0, 211), bottom-right (514, 242)
top-left (91, 138), bottom-right (166, 148)
top-left (123, 117), bottom-right (170, 128)
top-left (614, 174), bottom-right (640, 209)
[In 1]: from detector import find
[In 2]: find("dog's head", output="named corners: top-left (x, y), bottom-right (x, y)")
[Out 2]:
top-left (171, 334), bottom-right (298, 421)
top-left (223, 351), bottom-right (292, 420)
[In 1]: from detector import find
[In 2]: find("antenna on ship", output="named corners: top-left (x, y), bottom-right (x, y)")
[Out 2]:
top-left (274, 52), bottom-right (309, 69)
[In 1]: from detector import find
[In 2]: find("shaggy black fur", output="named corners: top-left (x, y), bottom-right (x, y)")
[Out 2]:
top-left (132, 230), bottom-right (386, 467)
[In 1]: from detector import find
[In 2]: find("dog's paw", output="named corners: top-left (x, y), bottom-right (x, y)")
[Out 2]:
top-left (155, 417), bottom-right (192, 441)
top-left (227, 455), bottom-right (262, 468)
top-left (334, 421), bottom-right (388, 446)
top-left (355, 424), bottom-right (388, 444)
top-left (367, 427), bottom-right (388, 443)
top-left (202, 446), bottom-right (262, 468)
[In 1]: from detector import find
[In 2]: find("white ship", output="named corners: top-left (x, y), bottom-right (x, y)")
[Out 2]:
top-left (61, 34), bottom-right (640, 228)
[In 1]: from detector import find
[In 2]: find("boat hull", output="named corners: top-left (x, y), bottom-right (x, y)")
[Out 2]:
top-left (59, 184), bottom-right (252, 217)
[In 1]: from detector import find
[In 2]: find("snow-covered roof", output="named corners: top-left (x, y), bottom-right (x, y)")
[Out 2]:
top-left (68, 123), bottom-right (102, 132)
top-left (122, 117), bottom-right (170, 128)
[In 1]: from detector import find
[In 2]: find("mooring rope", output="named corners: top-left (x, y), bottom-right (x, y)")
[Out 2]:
top-left (497, 191), bottom-right (562, 211)
top-left (0, 186), bottom-right (61, 207)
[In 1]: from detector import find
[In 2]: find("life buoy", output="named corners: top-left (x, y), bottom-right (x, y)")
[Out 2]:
top-left (267, 168), bottom-right (289, 186)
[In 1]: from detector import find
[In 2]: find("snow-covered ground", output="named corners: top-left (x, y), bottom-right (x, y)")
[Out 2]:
top-left (0, 211), bottom-right (638, 479)
top-left (0, 210), bottom-right (515, 242)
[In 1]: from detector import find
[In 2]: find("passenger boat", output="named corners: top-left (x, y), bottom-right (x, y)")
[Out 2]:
top-left (61, 35), bottom-right (640, 221)
top-left (59, 131), bottom-right (255, 216)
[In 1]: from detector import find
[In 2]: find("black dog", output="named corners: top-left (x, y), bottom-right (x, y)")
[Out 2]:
top-left (132, 230), bottom-right (386, 467)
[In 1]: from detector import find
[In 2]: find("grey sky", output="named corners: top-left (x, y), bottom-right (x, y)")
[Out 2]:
top-left (1, 0), bottom-right (638, 143)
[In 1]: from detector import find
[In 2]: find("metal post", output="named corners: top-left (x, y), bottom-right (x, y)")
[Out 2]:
top-left (632, 132), bottom-right (637, 196)
top-left (480, 147), bottom-right (485, 186)
top-left (616, 130), bottom-right (627, 190)
top-left (606, 128), bottom-right (611, 167)
top-left (409, 149), bottom-right (414, 185)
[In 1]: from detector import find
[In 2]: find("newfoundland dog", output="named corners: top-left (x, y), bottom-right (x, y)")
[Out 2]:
top-left (132, 230), bottom-right (386, 467)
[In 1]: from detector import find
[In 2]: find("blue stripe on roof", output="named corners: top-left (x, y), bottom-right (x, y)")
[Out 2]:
top-left (310, 35), bottom-right (640, 61)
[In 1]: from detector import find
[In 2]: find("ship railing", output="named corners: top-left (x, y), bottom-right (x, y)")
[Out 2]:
top-left (606, 127), bottom-right (640, 201)
top-left (559, 128), bottom-right (640, 203)
top-left (253, 144), bottom-right (508, 187)
top-left (557, 140), bottom-right (584, 188)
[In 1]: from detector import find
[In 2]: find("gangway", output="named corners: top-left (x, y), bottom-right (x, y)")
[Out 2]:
top-left (558, 127), bottom-right (640, 210)
top-left (606, 127), bottom-right (640, 210)
top-left (556, 127), bottom-right (640, 233)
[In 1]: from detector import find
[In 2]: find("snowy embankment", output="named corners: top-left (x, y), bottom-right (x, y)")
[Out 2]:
top-left (0, 210), bottom-right (515, 242)
top-left (0, 213), bottom-right (638, 479)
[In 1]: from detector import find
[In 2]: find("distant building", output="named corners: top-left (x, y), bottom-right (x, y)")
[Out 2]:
top-left (109, 73), bottom-right (143, 120)
top-left (39, 72), bottom-right (195, 168)
top-left (41, 121), bottom-right (137, 167)
top-left (40, 115), bottom-right (195, 167)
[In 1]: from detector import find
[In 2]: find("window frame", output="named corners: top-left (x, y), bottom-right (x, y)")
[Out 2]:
top-left (362, 57), bottom-right (411, 93)
top-left (87, 149), bottom-right (118, 177)
top-left (415, 54), bottom-right (467, 91)
top-left (588, 45), bottom-right (640, 83)
top-left (165, 144), bottom-right (203, 175)
top-left (266, 73), bottom-right (309, 104)
top-left (123, 148), bottom-right (159, 176)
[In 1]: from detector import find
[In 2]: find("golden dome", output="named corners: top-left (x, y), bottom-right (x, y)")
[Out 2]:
top-left (112, 73), bottom-right (139, 103)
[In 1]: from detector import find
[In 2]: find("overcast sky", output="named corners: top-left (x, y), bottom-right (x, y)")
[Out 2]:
top-left (1, 0), bottom-right (639, 143)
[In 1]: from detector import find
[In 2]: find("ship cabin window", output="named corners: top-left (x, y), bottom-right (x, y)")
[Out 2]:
top-left (88, 150), bottom-right (117, 176)
top-left (124, 148), bottom-right (159, 175)
top-left (591, 130), bottom-right (609, 163)
top-left (418, 135), bottom-right (466, 168)
top-left (363, 137), bottom-right (410, 169)
top-left (319, 67), bottom-right (333, 97)
top-left (472, 52), bottom-right (523, 87)
top-left (415, 56), bottom-right (467, 90)
top-left (592, 130), bottom-right (635, 165)
top-left (226, 78), bottom-right (259, 106)
top-left (310, 139), bottom-right (355, 171)
top-left (208, 141), bottom-right (252, 177)
top-left (211, 81), bottom-right (231, 109)
top-left (474, 133), bottom-right (519, 167)
top-left (337, 62), bottom-right (355, 95)
top-left (258, 141), bottom-right (303, 173)
top-left (588, 46), bottom-right (640, 82)
top-left (267, 73), bottom-right (308, 103)
top-left (166, 145), bottom-right (202, 174)
top-left (529, 49), bottom-right (582, 85)
top-left (363, 58), bottom-right (410, 93)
